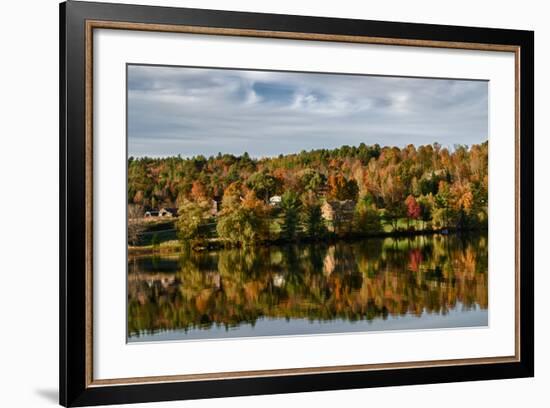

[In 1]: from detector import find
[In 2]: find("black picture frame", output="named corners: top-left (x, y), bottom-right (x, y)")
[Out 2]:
top-left (60, 1), bottom-right (534, 406)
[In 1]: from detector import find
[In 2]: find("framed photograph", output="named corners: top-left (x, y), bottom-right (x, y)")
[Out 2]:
top-left (60, 1), bottom-right (534, 406)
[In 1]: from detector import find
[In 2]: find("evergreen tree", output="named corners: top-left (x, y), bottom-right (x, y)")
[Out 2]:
top-left (280, 191), bottom-right (302, 241)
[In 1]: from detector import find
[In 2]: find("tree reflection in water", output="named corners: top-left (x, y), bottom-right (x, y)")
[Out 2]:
top-left (128, 233), bottom-right (488, 339)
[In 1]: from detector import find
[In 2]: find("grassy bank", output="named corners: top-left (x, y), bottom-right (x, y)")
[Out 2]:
top-left (128, 225), bottom-right (486, 256)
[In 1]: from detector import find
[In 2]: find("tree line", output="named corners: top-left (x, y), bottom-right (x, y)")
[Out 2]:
top-left (128, 141), bottom-right (488, 247)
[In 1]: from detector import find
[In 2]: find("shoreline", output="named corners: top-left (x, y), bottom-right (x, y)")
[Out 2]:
top-left (128, 227), bottom-right (487, 257)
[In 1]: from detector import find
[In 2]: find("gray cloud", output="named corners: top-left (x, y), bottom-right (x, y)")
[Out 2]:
top-left (127, 64), bottom-right (488, 158)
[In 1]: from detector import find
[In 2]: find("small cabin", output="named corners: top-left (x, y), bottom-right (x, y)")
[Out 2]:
top-left (269, 195), bottom-right (282, 206)
top-left (210, 199), bottom-right (219, 216)
top-left (272, 273), bottom-right (286, 288)
top-left (159, 207), bottom-right (177, 217)
top-left (321, 200), bottom-right (356, 232)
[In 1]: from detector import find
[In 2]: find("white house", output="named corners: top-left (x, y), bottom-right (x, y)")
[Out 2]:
top-left (272, 273), bottom-right (286, 288)
top-left (210, 199), bottom-right (218, 216)
top-left (159, 207), bottom-right (177, 217)
top-left (269, 195), bottom-right (282, 206)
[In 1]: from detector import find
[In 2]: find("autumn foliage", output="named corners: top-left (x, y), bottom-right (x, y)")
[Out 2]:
top-left (128, 141), bottom-right (488, 246)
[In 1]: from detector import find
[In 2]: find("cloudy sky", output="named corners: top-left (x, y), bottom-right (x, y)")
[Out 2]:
top-left (127, 64), bottom-right (488, 158)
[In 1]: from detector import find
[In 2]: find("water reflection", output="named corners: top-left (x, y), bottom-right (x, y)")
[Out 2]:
top-left (128, 234), bottom-right (488, 341)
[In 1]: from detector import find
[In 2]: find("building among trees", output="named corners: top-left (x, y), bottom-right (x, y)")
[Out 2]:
top-left (159, 207), bottom-right (177, 217)
top-left (321, 200), bottom-right (356, 234)
top-left (269, 195), bottom-right (282, 206)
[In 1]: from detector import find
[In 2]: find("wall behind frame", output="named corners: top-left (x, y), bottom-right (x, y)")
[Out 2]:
top-left (0, 1), bottom-right (545, 408)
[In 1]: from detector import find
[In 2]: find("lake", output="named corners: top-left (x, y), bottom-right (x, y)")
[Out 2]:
top-left (127, 233), bottom-right (488, 342)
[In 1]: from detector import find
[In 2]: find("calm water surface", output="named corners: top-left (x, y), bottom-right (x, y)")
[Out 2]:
top-left (128, 234), bottom-right (488, 342)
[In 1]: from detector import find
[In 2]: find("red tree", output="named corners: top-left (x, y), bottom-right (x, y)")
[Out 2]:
top-left (405, 195), bottom-right (421, 228)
